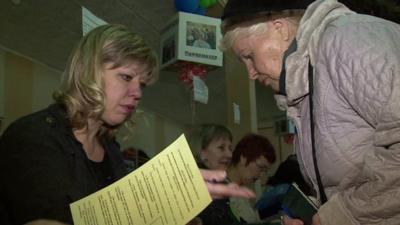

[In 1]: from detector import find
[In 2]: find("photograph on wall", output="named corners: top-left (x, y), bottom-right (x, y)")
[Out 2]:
top-left (161, 35), bottom-right (176, 64)
top-left (186, 21), bottom-right (216, 50)
top-left (160, 12), bottom-right (223, 69)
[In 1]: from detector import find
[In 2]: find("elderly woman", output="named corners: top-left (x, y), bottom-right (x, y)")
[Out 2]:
top-left (220, 0), bottom-right (400, 225)
top-left (0, 24), bottom-right (252, 225)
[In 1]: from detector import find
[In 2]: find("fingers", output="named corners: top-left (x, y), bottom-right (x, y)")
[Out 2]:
top-left (206, 182), bottom-right (255, 199)
top-left (312, 214), bottom-right (321, 225)
top-left (200, 169), bottom-right (255, 199)
top-left (281, 215), bottom-right (304, 225)
top-left (200, 169), bottom-right (226, 182)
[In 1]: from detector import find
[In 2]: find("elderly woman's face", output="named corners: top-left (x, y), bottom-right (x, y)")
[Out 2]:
top-left (232, 21), bottom-right (289, 92)
top-left (201, 137), bottom-right (233, 171)
top-left (101, 61), bottom-right (149, 126)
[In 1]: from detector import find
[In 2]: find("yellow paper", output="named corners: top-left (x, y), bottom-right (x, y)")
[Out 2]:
top-left (70, 134), bottom-right (212, 225)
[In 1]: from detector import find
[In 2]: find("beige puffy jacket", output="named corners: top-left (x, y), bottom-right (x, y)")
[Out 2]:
top-left (275, 0), bottom-right (400, 224)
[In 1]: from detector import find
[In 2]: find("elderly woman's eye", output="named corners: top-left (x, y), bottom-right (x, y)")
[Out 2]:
top-left (240, 54), bottom-right (252, 62)
top-left (244, 54), bottom-right (253, 60)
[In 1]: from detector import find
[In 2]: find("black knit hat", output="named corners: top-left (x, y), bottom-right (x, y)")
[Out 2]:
top-left (222, 0), bottom-right (314, 21)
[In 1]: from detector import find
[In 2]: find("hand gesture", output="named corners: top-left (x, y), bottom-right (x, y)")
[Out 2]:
top-left (200, 169), bottom-right (255, 199)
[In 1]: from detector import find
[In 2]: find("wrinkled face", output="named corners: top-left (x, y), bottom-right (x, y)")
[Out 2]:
top-left (201, 137), bottom-right (233, 170)
top-left (232, 21), bottom-right (289, 92)
top-left (237, 155), bottom-right (270, 185)
top-left (101, 61), bottom-right (150, 126)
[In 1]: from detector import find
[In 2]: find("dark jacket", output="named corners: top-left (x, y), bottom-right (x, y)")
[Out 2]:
top-left (0, 104), bottom-right (128, 225)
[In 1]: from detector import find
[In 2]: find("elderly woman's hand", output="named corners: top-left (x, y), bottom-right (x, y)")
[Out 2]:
top-left (200, 169), bottom-right (255, 199)
top-left (281, 215), bottom-right (303, 225)
top-left (281, 214), bottom-right (321, 225)
top-left (312, 214), bottom-right (321, 225)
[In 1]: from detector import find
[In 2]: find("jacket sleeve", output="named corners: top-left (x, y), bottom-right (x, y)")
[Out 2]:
top-left (0, 122), bottom-right (73, 224)
top-left (317, 19), bottom-right (400, 225)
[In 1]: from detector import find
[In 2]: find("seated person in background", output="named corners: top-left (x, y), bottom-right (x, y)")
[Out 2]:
top-left (187, 123), bottom-right (233, 225)
top-left (188, 123), bottom-right (233, 170)
top-left (227, 133), bottom-right (276, 224)
top-left (199, 133), bottom-right (276, 225)
top-left (122, 146), bottom-right (150, 171)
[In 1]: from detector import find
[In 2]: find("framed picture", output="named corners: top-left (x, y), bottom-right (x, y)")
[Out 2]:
top-left (161, 28), bottom-right (178, 66)
top-left (160, 12), bottom-right (223, 70)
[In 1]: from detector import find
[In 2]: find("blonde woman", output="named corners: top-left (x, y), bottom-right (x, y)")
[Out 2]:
top-left (0, 24), bottom-right (253, 225)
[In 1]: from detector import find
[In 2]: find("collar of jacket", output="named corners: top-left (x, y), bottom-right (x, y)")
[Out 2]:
top-left (284, 0), bottom-right (354, 106)
top-left (279, 40), bottom-right (298, 96)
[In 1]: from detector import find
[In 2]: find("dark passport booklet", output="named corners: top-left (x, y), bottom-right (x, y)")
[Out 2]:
top-left (281, 183), bottom-right (318, 225)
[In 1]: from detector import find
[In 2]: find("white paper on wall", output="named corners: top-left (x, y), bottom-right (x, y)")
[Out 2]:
top-left (233, 102), bottom-right (240, 124)
top-left (82, 7), bottom-right (108, 36)
top-left (193, 76), bottom-right (209, 104)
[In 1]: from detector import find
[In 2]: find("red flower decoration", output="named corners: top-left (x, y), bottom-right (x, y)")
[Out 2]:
top-left (178, 62), bottom-right (207, 89)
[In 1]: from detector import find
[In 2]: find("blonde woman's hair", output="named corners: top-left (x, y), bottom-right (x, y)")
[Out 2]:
top-left (53, 24), bottom-right (158, 130)
top-left (220, 10), bottom-right (305, 51)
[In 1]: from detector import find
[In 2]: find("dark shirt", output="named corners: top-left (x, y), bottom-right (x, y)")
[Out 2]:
top-left (0, 104), bottom-right (128, 225)
top-left (198, 198), bottom-right (239, 225)
top-left (196, 162), bottom-right (240, 225)
top-left (89, 153), bottom-right (114, 189)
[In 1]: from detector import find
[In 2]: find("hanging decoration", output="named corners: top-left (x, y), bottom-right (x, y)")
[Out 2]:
top-left (159, 7), bottom-right (222, 122)
top-left (174, 0), bottom-right (198, 13)
top-left (177, 62), bottom-right (207, 89)
top-left (194, 6), bottom-right (206, 15)
top-left (199, 0), bottom-right (217, 8)
top-left (174, 0), bottom-right (218, 15)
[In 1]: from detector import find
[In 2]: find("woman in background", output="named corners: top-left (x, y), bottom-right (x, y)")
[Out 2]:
top-left (227, 133), bottom-right (276, 224)
top-left (189, 123), bottom-right (233, 171)
top-left (188, 124), bottom-right (233, 225)
top-left (199, 133), bottom-right (276, 225)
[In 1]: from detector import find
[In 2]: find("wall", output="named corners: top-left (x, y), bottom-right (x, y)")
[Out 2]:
top-left (224, 52), bottom-right (258, 144)
top-left (116, 108), bottom-right (187, 158)
top-left (0, 48), bottom-right (63, 133)
top-left (32, 63), bottom-right (61, 111)
top-left (0, 49), bottom-right (5, 128)
top-left (4, 52), bottom-right (34, 129)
